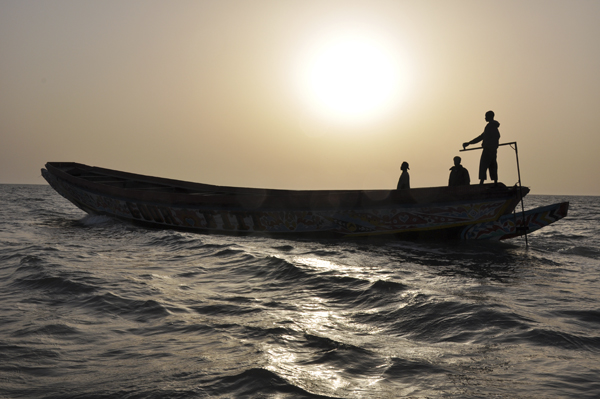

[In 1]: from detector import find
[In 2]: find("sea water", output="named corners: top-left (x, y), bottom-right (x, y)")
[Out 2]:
top-left (1, 185), bottom-right (598, 398)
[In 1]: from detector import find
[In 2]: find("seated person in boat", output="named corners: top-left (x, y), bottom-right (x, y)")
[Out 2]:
top-left (397, 161), bottom-right (410, 190)
top-left (448, 156), bottom-right (470, 186)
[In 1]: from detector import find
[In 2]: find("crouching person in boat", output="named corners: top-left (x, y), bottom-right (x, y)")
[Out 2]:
top-left (449, 156), bottom-right (470, 186)
top-left (397, 161), bottom-right (410, 190)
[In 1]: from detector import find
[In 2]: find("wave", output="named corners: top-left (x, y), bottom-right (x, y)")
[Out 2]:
top-left (37, 386), bottom-right (210, 399)
top-left (378, 300), bottom-right (532, 344)
top-left (12, 323), bottom-right (80, 339)
top-left (251, 255), bottom-right (314, 283)
top-left (555, 309), bottom-right (600, 326)
top-left (513, 328), bottom-right (600, 352)
top-left (0, 342), bottom-right (61, 364)
top-left (383, 356), bottom-right (448, 380)
top-left (12, 273), bottom-right (98, 296)
top-left (190, 302), bottom-right (263, 317)
top-left (78, 214), bottom-right (116, 226)
top-left (558, 245), bottom-right (600, 258)
top-left (80, 292), bottom-right (171, 322)
top-left (209, 367), bottom-right (331, 398)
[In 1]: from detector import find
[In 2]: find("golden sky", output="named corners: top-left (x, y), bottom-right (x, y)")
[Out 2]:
top-left (1, 0), bottom-right (599, 195)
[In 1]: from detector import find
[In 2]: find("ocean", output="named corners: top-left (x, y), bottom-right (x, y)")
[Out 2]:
top-left (1, 184), bottom-right (598, 398)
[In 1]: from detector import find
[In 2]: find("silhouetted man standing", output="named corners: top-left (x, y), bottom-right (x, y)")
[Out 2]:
top-left (463, 111), bottom-right (500, 185)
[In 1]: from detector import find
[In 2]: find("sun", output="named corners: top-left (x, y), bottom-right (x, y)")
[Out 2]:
top-left (296, 33), bottom-right (408, 125)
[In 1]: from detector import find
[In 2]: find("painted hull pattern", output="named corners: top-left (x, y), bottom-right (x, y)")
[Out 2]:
top-left (41, 163), bottom-right (568, 240)
top-left (462, 201), bottom-right (570, 240)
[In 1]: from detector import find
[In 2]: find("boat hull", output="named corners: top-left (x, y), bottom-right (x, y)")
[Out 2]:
top-left (41, 162), bottom-right (567, 240)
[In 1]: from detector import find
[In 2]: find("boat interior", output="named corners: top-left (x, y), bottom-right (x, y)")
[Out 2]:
top-left (50, 163), bottom-right (223, 195)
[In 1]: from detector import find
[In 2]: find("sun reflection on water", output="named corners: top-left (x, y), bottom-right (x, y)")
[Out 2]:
top-left (259, 255), bottom-right (394, 396)
top-left (292, 256), bottom-right (386, 283)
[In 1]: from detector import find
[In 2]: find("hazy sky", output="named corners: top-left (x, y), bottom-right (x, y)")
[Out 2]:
top-left (2, 0), bottom-right (599, 195)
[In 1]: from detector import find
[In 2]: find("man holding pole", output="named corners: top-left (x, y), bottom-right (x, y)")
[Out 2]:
top-left (463, 110), bottom-right (500, 185)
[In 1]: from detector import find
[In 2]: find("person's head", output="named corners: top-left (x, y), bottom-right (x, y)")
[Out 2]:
top-left (453, 156), bottom-right (461, 166)
top-left (401, 161), bottom-right (409, 171)
top-left (485, 110), bottom-right (495, 122)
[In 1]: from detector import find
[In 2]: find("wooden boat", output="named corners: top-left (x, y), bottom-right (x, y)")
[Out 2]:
top-left (41, 162), bottom-right (568, 241)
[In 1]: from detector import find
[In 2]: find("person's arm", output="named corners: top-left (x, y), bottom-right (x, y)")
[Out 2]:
top-left (463, 133), bottom-right (484, 149)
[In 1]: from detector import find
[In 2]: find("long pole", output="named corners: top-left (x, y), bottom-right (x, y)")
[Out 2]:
top-left (460, 141), bottom-right (529, 247)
